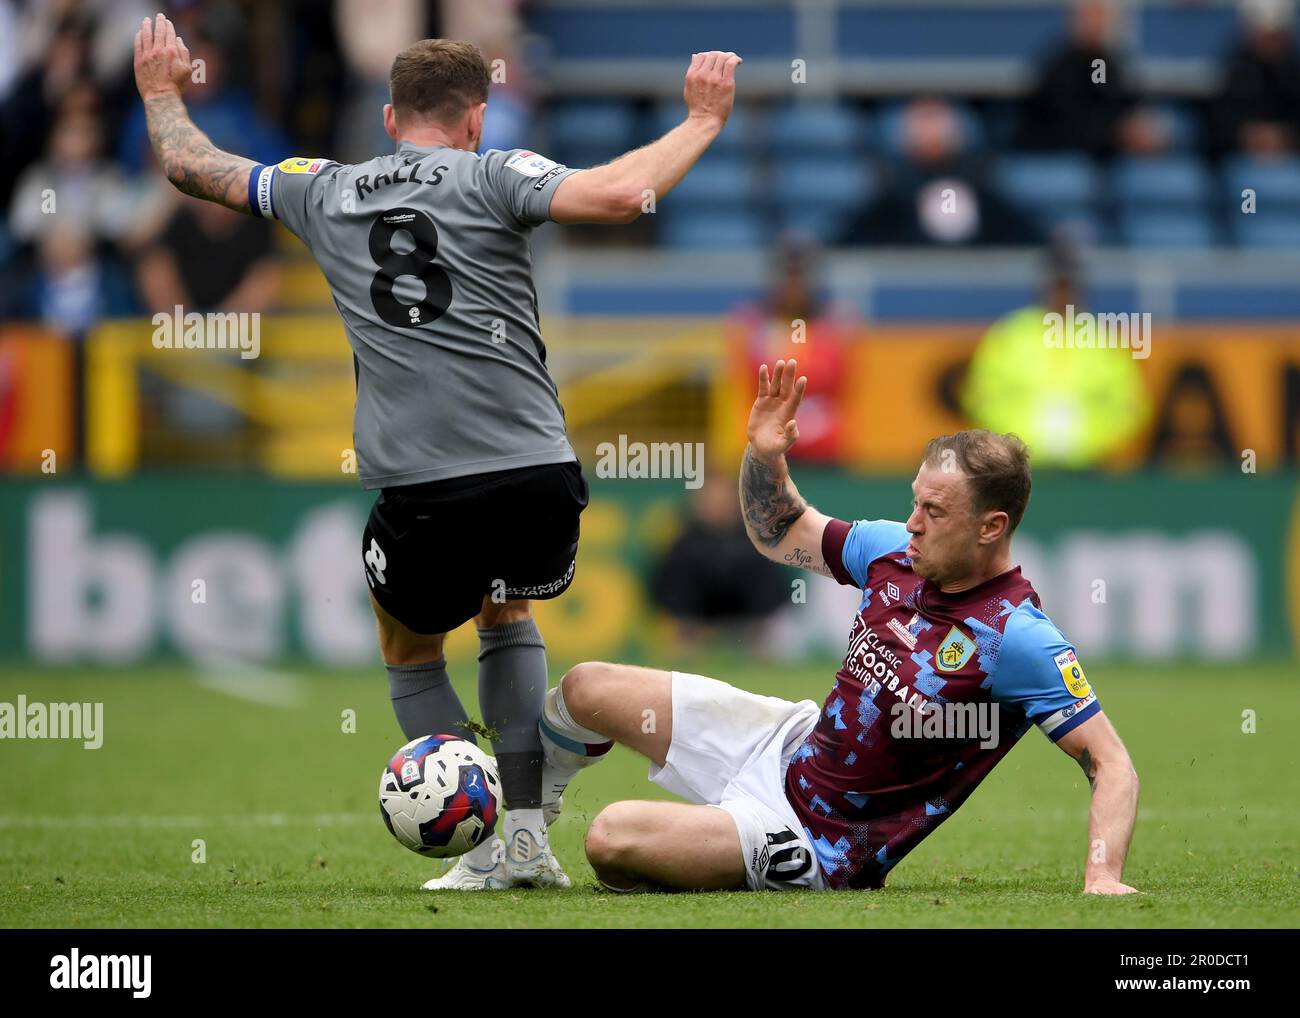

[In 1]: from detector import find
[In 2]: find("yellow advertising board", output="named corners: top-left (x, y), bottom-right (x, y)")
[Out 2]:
top-left (834, 326), bottom-right (1300, 471)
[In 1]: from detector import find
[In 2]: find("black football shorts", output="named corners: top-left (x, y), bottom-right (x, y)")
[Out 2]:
top-left (361, 460), bottom-right (588, 635)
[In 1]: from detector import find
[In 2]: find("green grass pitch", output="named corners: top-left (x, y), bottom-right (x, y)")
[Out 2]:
top-left (0, 658), bottom-right (1295, 928)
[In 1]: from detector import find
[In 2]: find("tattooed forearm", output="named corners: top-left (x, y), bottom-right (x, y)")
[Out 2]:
top-left (1076, 747), bottom-right (1097, 790)
top-left (740, 446), bottom-right (807, 547)
top-left (144, 94), bottom-right (255, 212)
top-left (783, 547), bottom-right (814, 568)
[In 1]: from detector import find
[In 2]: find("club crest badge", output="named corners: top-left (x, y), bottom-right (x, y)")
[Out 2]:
top-left (935, 626), bottom-right (976, 672)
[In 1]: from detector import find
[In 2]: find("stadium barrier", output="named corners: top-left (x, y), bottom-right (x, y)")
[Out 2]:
top-left (3, 317), bottom-right (1294, 478)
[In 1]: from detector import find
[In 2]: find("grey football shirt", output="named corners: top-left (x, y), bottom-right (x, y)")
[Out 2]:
top-left (247, 144), bottom-right (579, 489)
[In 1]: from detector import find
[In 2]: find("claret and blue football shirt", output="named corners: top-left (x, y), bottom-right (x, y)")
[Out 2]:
top-left (785, 518), bottom-right (1100, 889)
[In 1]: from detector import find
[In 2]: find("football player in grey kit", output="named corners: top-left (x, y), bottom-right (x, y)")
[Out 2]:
top-left (134, 12), bottom-right (743, 887)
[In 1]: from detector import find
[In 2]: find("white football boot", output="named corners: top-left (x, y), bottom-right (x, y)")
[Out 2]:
top-left (502, 827), bottom-right (572, 889)
top-left (420, 837), bottom-right (505, 891)
top-left (420, 800), bottom-right (564, 891)
top-left (422, 744), bottom-right (572, 891)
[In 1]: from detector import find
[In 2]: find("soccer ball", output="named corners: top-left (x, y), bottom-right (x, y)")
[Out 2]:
top-left (379, 735), bottom-right (501, 857)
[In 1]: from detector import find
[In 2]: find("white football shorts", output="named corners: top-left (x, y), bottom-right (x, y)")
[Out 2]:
top-left (647, 670), bottom-right (827, 891)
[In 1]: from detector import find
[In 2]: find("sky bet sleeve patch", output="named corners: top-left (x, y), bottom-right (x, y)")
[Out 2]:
top-left (1054, 649), bottom-right (1092, 698)
top-left (505, 150), bottom-right (561, 177)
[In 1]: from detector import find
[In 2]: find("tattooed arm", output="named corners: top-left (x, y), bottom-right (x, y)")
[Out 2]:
top-left (739, 446), bottom-right (832, 574)
top-left (134, 14), bottom-right (255, 213)
top-left (1056, 712), bottom-right (1141, 895)
top-left (740, 359), bottom-right (834, 573)
top-left (144, 93), bottom-right (255, 212)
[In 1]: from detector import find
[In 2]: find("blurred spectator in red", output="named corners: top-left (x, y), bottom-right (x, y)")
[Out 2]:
top-left (650, 474), bottom-right (789, 649)
top-left (728, 232), bottom-right (851, 463)
top-left (839, 97), bottom-right (1041, 246)
top-left (1212, 0), bottom-right (1300, 156)
top-left (0, 341), bottom-right (16, 462)
top-left (134, 197), bottom-right (281, 314)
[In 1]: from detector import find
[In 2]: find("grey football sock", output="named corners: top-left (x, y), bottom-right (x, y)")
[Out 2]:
top-left (386, 658), bottom-right (476, 745)
top-left (477, 618), bottom-right (548, 810)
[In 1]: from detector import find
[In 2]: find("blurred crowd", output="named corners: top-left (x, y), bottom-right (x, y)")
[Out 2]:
top-left (840, 0), bottom-right (1300, 246)
top-left (5, 0), bottom-right (1300, 338)
top-left (3, 0), bottom-right (1299, 336)
top-left (0, 0), bottom-right (532, 339)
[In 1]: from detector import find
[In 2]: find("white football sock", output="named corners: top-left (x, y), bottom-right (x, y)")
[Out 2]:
top-left (538, 685), bottom-right (613, 803)
top-left (542, 683), bottom-right (608, 745)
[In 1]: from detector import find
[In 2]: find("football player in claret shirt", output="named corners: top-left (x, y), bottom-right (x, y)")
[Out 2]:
top-left (539, 360), bottom-right (1140, 894)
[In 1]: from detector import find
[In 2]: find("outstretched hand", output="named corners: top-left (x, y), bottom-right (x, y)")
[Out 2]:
top-left (134, 13), bottom-right (193, 100)
top-left (746, 359), bottom-right (806, 464)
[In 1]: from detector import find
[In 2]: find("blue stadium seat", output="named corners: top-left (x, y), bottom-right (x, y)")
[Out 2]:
top-left (528, 5), bottom-right (794, 60)
top-left (773, 160), bottom-right (878, 245)
top-left (652, 102), bottom-right (759, 154)
top-left (995, 153), bottom-right (1100, 208)
top-left (773, 159), bottom-right (876, 206)
top-left (993, 153), bottom-right (1104, 239)
top-left (1139, 4), bottom-right (1236, 60)
top-left (663, 154), bottom-right (763, 208)
top-left (769, 102), bottom-right (870, 154)
top-left (836, 5), bottom-right (1063, 60)
top-left (1112, 156), bottom-right (1213, 208)
top-left (1120, 209), bottom-right (1217, 248)
top-left (548, 100), bottom-right (639, 166)
top-left (1232, 213), bottom-right (1300, 248)
top-left (659, 209), bottom-right (767, 249)
top-left (1222, 156), bottom-right (1300, 209)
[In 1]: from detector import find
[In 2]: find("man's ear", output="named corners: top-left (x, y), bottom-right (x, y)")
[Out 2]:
top-left (469, 102), bottom-right (487, 145)
top-left (980, 510), bottom-right (1010, 545)
top-left (383, 103), bottom-right (398, 141)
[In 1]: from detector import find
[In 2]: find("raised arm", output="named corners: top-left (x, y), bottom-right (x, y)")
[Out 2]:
top-left (548, 51), bottom-right (742, 225)
top-left (134, 14), bottom-right (255, 214)
top-left (739, 359), bottom-right (834, 575)
top-left (1055, 711), bottom-right (1141, 894)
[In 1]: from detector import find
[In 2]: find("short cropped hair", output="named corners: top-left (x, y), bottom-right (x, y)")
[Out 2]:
top-left (389, 39), bottom-right (490, 125)
top-left (922, 430), bottom-right (1032, 533)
